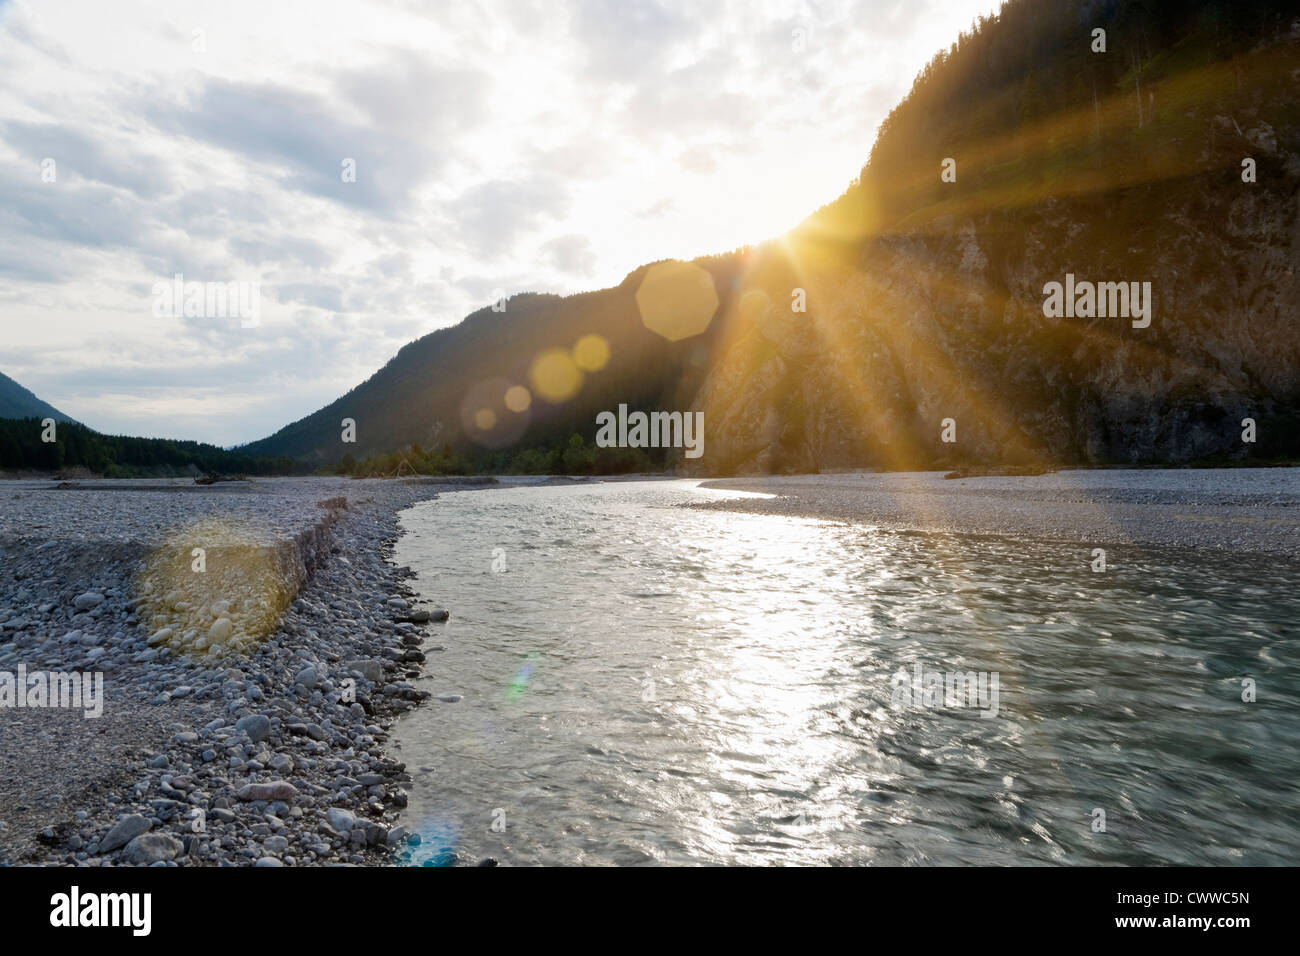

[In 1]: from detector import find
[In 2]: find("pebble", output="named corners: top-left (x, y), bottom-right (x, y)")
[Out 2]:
top-left (123, 832), bottom-right (184, 864)
top-left (99, 813), bottom-right (152, 853)
top-left (235, 714), bottom-right (272, 743)
top-left (73, 592), bottom-right (105, 611)
top-left (326, 808), bottom-right (356, 833)
top-left (0, 476), bottom-right (491, 868)
top-left (237, 781), bottom-right (298, 802)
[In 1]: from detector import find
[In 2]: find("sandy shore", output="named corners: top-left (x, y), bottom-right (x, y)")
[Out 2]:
top-left (0, 476), bottom-right (494, 866)
top-left (694, 469), bottom-right (1300, 556)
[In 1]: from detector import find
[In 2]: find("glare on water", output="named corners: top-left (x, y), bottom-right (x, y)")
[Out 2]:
top-left (391, 480), bottom-right (1300, 866)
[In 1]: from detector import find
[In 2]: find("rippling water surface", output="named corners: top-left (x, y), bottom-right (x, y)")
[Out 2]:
top-left (391, 479), bottom-right (1300, 865)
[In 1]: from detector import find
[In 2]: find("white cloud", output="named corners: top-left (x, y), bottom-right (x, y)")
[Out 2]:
top-left (0, 0), bottom-right (998, 444)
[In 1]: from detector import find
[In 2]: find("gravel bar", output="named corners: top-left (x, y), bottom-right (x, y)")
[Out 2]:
top-left (0, 476), bottom-right (495, 866)
top-left (693, 468), bottom-right (1300, 556)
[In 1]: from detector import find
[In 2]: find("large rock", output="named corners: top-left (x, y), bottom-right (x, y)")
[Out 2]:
top-left (326, 807), bottom-right (357, 833)
top-left (343, 660), bottom-right (384, 682)
top-left (99, 813), bottom-right (151, 852)
top-left (73, 592), bottom-right (105, 611)
top-left (235, 714), bottom-right (272, 743)
top-left (236, 781), bottom-right (298, 802)
top-left (122, 832), bottom-right (183, 864)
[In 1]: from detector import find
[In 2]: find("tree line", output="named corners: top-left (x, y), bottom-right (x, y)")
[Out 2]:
top-left (0, 418), bottom-right (297, 477)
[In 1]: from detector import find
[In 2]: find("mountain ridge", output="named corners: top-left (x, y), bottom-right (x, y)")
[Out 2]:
top-left (0, 370), bottom-right (76, 425)
top-left (245, 0), bottom-right (1300, 473)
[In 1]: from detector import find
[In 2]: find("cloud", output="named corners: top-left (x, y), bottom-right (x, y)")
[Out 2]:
top-left (0, 119), bottom-right (175, 197)
top-left (443, 177), bottom-right (572, 259)
top-left (538, 234), bottom-right (597, 277)
top-left (570, 0), bottom-right (695, 83)
top-left (0, 0), bottom-right (1001, 443)
top-left (143, 78), bottom-right (431, 215)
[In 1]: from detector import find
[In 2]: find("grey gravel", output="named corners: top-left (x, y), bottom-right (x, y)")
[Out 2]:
top-left (0, 476), bottom-right (495, 866)
top-left (695, 468), bottom-right (1300, 554)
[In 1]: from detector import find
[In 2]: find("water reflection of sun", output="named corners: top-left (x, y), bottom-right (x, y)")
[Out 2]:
top-left (661, 494), bottom-right (892, 862)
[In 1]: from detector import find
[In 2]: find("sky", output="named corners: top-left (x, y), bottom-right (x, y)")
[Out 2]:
top-left (0, 0), bottom-right (999, 446)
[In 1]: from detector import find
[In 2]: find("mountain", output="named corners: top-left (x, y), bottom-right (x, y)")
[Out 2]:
top-left (690, 0), bottom-right (1300, 472)
top-left (249, 0), bottom-right (1300, 473)
top-left (0, 371), bottom-right (76, 424)
top-left (240, 270), bottom-right (740, 467)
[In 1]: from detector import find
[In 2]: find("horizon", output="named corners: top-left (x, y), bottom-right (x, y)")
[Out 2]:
top-left (0, 0), bottom-right (998, 446)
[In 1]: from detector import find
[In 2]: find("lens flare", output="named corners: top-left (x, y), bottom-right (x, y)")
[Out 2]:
top-left (572, 334), bottom-right (610, 372)
top-left (394, 815), bottom-right (462, 867)
top-left (134, 516), bottom-right (305, 658)
top-left (460, 376), bottom-right (529, 448)
top-left (504, 385), bottom-right (531, 412)
top-left (528, 348), bottom-right (583, 403)
top-left (635, 260), bottom-right (719, 341)
top-left (506, 652), bottom-right (539, 702)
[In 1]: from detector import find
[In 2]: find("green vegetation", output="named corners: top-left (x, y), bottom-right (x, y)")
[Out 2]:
top-left (0, 418), bottom-right (296, 477)
top-left (332, 433), bottom-right (665, 478)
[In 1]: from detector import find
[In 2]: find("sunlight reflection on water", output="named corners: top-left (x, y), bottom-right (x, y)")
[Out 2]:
top-left (391, 480), bottom-right (1300, 866)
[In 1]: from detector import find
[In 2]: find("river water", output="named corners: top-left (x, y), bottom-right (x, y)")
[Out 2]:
top-left (390, 478), bottom-right (1299, 866)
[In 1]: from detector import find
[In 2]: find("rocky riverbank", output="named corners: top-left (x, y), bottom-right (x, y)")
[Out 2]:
top-left (0, 476), bottom-right (495, 866)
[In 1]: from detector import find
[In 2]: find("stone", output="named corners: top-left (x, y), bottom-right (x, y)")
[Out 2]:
top-left (123, 832), bottom-right (184, 864)
top-left (267, 753), bottom-right (293, 774)
top-left (237, 781), bottom-right (298, 802)
top-left (325, 808), bottom-right (356, 833)
top-left (235, 714), bottom-right (272, 744)
top-left (209, 618), bottom-right (234, 643)
top-left (73, 592), bottom-right (105, 611)
top-left (99, 813), bottom-right (151, 853)
top-left (344, 660), bottom-right (384, 682)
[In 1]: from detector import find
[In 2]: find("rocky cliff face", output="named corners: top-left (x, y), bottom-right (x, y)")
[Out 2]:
top-left (687, 30), bottom-right (1300, 474)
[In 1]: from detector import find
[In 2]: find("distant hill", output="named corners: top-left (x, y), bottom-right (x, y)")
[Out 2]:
top-left (0, 372), bottom-right (300, 477)
top-left (0, 370), bottom-right (76, 424)
top-left (249, 0), bottom-right (1299, 473)
top-left (239, 272), bottom-right (740, 468)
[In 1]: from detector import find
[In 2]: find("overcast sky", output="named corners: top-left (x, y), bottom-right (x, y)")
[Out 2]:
top-left (0, 0), bottom-right (997, 445)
